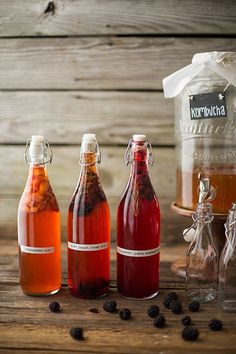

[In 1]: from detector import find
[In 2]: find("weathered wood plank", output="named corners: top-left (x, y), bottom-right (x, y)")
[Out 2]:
top-left (0, 195), bottom-right (190, 243)
top-left (0, 146), bottom-right (190, 242)
top-left (0, 91), bottom-right (173, 145)
top-left (0, 241), bottom-right (235, 353)
top-left (0, 37), bottom-right (235, 89)
top-left (0, 146), bottom-right (175, 203)
top-left (0, 0), bottom-right (235, 36)
top-left (0, 240), bottom-right (186, 287)
top-left (0, 146), bottom-right (175, 197)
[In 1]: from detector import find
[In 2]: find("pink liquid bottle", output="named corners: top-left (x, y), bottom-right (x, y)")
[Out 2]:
top-left (67, 134), bottom-right (110, 299)
top-left (117, 134), bottom-right (160, 299)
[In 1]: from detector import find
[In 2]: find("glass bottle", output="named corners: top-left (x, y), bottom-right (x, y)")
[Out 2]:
top-left (17, 136), bottom-right (61, 295)
top-left (186, 202), bottom-right (218, 302)
top-left (67, 134), bottom-right (110, 299)
top-left (219, 202), bottom-right (236, 311)
top-left (117, 134), bottom-right (160, 299)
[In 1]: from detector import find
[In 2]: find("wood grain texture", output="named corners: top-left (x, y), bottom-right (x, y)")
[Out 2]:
top-left (0, 146), bottom-right (189, 242)
top-left (0, 37), bottom-right (235, 89)
top-left (0, 91), bottom-right (173, 145)
top-left (0, 195), bottom-right (189, 243)
top-left (0, 0), bottom-right (235, 36)
top-left (0, 146), bottom-right (176, 197)
top-left (0, 240), bottom-right (236, 353)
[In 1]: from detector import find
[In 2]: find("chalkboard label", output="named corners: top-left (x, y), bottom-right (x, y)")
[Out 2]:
top-left (189, 92), bottom-right (227, 120)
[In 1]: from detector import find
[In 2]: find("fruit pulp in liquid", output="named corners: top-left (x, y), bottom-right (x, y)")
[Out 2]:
top-left (67, 169), bottom-right (110, 299)
top-left (18, 166), bottom-right (61, 295)
top-left (117, 162), bottom-right (160, 299)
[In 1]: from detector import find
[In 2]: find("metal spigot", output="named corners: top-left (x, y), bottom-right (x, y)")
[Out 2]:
top-left (198, 173), bottom-right (216, 203)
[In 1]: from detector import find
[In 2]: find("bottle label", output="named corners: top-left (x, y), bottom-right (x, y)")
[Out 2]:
top-left (20, 245), bottom-right (55, 254)
top-left (68, 241), bottom-right (108, 251)
top-left (117, 246), bottom-right (160, 257)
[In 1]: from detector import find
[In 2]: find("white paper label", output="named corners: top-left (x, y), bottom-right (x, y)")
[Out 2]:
top-left (117, 246), bottom-right (160, 257)
top-left (68, 241), bottom-right (108, 251)
top-left (20, 245), bottom-right (55, 254)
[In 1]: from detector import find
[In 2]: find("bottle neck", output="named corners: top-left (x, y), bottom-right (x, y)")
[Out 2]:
top-left (193, 203), bottom-right (214, 225)
top-left (80, 152), bottom-right (99, 174)
top-left (28, 163), bottom-right (48, 179)
top-left (129, 141), bottom-right (149, 175)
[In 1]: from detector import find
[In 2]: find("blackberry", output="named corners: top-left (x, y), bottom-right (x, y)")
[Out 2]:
top-left (103, 299), bottom-right (117, 313)
top-left (147, 305), bottom-right (160, 318)
top-left (49, 301), bottom-right (60, 313)
top-left (163, 292), bottom-right (178, 309)
top-left (209, 319), bottom-right (223, 331)
top-left (170, 300), bottom-right (182, 314)
top-left (119, 308), bottom-right (131, 320)
top-left (153, 314), bottom-right (166, 328)
top-left (70, 327), bottom-right (84, 340)
top-left (182, 327), bottom-right (199, 341)
top-left (188, 301), bottom-right (200, 312)
top-left (181, 316), bottom-right (191, 326)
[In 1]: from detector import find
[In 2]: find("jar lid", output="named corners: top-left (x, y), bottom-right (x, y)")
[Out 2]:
top-left (163, 51), bottom-right (236, 98)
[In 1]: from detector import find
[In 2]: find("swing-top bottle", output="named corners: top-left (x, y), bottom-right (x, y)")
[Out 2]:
top-left (67, 133), bottom-right (110, 299)
top-left (117, 134), bottom-right (160, 299)
top-left (219, 202), bottom-right (236, 312)
top-left (18, 136), bottom-right (61, 295)
top-left (186, 202), bottom-right (218, 302)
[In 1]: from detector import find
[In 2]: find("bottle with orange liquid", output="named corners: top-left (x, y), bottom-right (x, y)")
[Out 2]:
top-left (117, 135), bottom-right (160, 299)
top-left (67, 134), bottom-right (110, 298)
top-left (18, 136), bottom-right (61, 296)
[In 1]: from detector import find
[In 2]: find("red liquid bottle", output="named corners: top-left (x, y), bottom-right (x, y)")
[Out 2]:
top-left (17, 136), bottom-right (61, 295)
top-left (67, 134), bottom-right (110, 298)
top-left (117, 134), bottom-right (160, 299)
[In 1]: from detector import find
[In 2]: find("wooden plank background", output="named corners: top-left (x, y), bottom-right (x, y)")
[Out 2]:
top-left (0, 0), bottom-right (235, 243)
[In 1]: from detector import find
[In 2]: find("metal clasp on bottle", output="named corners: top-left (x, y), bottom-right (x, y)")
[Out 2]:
top-left (124, 139), bottom-right (155, 166)
top-left (24, 138), bottom-right (53, 165)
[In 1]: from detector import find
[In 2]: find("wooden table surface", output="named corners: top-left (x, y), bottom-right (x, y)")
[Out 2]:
top-left (0, 239), bottom-right (236, 354)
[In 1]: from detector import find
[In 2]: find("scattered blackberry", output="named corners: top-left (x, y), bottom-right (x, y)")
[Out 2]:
top-left (49, 301), bottom-right (60, 313)
top-left (147, 305), bottom-right (160, 318)
top-left (163, 292), bottom-right (178, 309)
top-left (70, 327), bottom-right (84, 340)
top-left (188, 301), bottom-right (200, 312)
top-left (182, 327), bottom-right (199, 341)
top-left (103, 299), bottom-right (117, 313)
top-left (119, 308), bottom-right (131, 320)
top-left (170, 300), bottom-right (182, 314)
top-left (209, 319), bottom-right (223, 331)
top-left (153, 314), bottom-right (166, 328)
top-left (181, 316), bottom-right (191, 326)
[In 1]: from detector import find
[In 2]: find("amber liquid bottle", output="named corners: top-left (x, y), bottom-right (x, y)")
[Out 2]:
top-left (18, 136), bottom-right (61, 295)
top-left (67, 134), bottom-right (110, 298)
top-left (117, 134), bottom-right (160, 299)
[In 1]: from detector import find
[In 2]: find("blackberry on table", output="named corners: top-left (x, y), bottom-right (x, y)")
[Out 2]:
top-left (70, 327), bottom-right (84, 340)
top-left (119, 308), bottom-right (131, 320)
top-left (209, 319), bottom-right (223, 331)
top-left (181, 316), bottom-right (191, 326)
top-left (188, 301), bottom-right (200, 312)
top-left (163, 292), bottom-right (178, 309)
top-left (49, 301), bottom-right (60, 313)
top-left (153, 314), bottom-right (166, 328)
top-left (170, 300), bottom-right (182, 314)
top-left (103, 299), bottom-right (117, 313)
top-left (182, 327), bottom-right (199, 341)
top-left (147, 305), bottom-right (160, 318)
